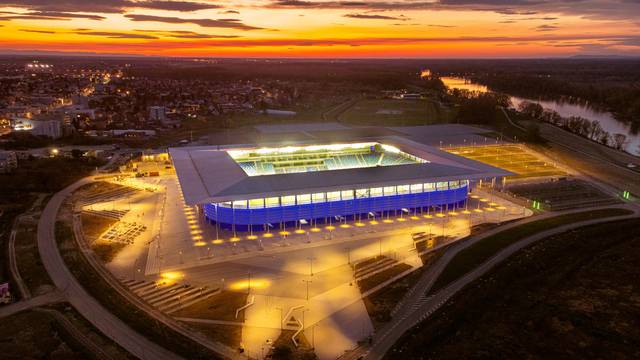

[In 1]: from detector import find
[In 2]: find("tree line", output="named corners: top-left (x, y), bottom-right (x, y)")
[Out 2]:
top-left (518, 101), bottom-right (629, 151)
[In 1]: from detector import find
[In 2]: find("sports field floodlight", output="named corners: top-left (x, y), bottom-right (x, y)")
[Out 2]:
top-left (622, 191), bottom-right (630, 200)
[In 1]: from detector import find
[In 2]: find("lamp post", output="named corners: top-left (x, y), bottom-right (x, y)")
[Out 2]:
top-left (302, 308), bottom-right (309, 331)
top-left (344, 247), bottom-right (351, 265)
top-left (302, 279), bottom-right (313, 301)
top-left (306, 256), bottom-right (316, 276)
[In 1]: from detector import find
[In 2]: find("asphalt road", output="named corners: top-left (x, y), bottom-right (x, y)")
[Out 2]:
top-left (337, 205), bottom-right (638, 360)
top-left (0, 291), bottom-right (64, 318)
top-left (37, 177), bottom-right (181, 360)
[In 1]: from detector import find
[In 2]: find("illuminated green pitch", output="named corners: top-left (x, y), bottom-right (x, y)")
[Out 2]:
top-left (227, 142), bottom-right (427, 176)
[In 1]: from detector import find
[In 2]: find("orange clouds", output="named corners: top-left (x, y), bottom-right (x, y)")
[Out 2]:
top-left (0, 0), bottom-right (639, 57)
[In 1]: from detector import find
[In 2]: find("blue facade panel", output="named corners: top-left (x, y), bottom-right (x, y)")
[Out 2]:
top-left (203, 185), bottom-right (468, 229)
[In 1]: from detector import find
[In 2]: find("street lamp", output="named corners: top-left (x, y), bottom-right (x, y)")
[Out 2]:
top-left (306, 256), bottom-right (316, 276)
top-left (344, 247), bottom-right (351, 265)
top-left (302, 308), bottom-right (309, 330)
top-left (302, 279), bottom-right (313, 301)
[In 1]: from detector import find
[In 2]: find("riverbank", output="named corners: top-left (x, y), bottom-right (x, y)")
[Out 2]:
top-left (441, 76), bottom-right (640, 155)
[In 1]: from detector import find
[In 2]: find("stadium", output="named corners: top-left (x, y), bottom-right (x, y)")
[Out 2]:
top-left (169, 137), bottom-right (512, 233)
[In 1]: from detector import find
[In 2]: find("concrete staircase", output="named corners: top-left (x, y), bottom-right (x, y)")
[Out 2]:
top-left (120, 279), bottom-right (220, 314)
top-left (353, 256), bottom-right (400, 281)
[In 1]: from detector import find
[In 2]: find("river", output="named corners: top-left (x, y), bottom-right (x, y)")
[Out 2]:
top-left (441, 76), bottom-right (640, 155)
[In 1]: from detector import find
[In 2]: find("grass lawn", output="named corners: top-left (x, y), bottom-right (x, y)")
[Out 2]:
top-left (185, 323), bottom-right (243, 349)
top-left (363, 267), bottom-right (425, 327)
top-left (91, 241), bottom-right (127, 263)
top-left (48, 302), bottom-right (135, 359)
top-left (430, 208), bottom-right (633, 293)
top-left (357, 263), bottom-right (412, 293)
top-left (0, 203), bottom-right (34, 285)
top-left (81, 213), bottom-right (118, 240)
top-left (340, 99), bottom-right (449, 126)
top-left (268, 329), bottom-right (316, 360)
top-left (388, 218), bottom-right (640, 359)
top-left (0, 303), bottom-right (133, 360)
top-left (14, 224), bottom-right (53, 296)
top-left (0, 308), bottom-right (88, 359)
top-left (173, 290), bottom-right (248, 322)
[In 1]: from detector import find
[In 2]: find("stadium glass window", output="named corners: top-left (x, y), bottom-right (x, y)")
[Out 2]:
top-left (327, 191), bottom-right (341, 202)
top-left (312, 193), bottom-right (326, 203)
top-left (423, 183), bottom-right (435, 192)
top-left (281, 195), bottom-right (296, 206)
top-left (297, 194), bottom-right (311, 204)
top-left (383, 186), bottom-right (396, 196)
top-left (370, 187), bottom-right (383, 197)
top-left (220, 201), bottom-right (232, 208)
top-left (341, 190), bottom-right (354, 200)
top-left (355, 189), bottom-right (369, 198)
top-left (410, 184), bottom-right (423, 193)
top-left (265, 197), bottom-right (280, 208)
top-left (232, 200), bottom-right (247, 209)
top-left (436, 182), bottom-right (449, 190)
top-left (397, 185), bottom-right (410, 194)
top-left (249, 199), bottom-right (264, 209)
top-left (449, 180), bottom-right (460, 189)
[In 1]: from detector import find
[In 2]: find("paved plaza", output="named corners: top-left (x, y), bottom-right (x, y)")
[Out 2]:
top-left (76, 173), bottom-right (531, 359)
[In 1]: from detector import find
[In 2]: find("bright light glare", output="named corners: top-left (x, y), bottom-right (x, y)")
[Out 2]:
top-left (229, 278), bottom-right (270, 290)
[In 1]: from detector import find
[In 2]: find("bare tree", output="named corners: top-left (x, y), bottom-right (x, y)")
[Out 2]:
top-left (612, 133), bottom-right (628, 150)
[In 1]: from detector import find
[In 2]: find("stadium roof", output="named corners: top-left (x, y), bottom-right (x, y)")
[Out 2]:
top-left (169, 136), bottom-right (514, 205)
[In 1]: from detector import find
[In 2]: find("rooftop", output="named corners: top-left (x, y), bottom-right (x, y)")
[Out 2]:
top-left (169, 136), bottom-right (513, 205)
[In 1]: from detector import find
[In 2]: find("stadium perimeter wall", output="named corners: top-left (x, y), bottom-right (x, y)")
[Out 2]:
top-left (203, 185), bottom-right (468, 231)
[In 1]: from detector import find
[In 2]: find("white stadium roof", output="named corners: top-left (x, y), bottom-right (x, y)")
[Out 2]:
top-left (169, 136), bottom-right (513, 205)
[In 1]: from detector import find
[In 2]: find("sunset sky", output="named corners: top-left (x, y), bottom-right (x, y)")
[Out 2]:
top-left (1, 0), bottom-right (639, 58)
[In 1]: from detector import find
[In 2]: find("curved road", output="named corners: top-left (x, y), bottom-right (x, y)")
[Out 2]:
top-left (342, 205), bottom-right (639, 360)
top-left (38, 177), bottom-right (180, 360)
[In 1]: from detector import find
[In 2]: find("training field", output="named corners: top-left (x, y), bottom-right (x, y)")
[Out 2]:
top-left (446, 144), bottom-right (566, 179)
top-left (508, 179), bottom-right (621, 211)
top-left (340, 99), bottom-right (448, 125)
